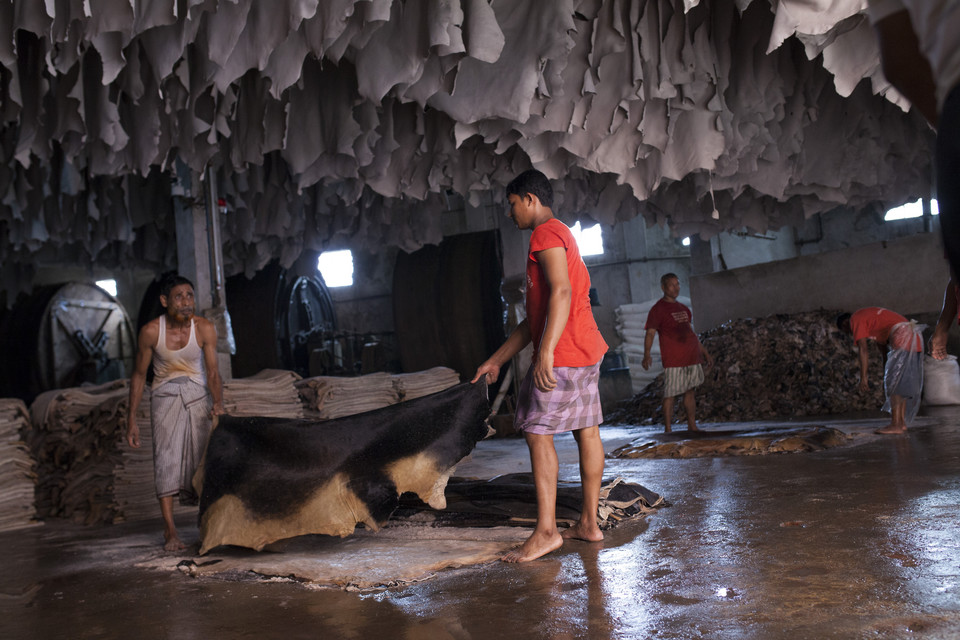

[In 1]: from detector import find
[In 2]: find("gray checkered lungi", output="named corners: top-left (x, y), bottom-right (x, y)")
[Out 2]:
top-left (514, 361), bottom-right (603, 435)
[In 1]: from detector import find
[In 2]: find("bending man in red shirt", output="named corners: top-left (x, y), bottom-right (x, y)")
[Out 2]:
top-left (837, 307), bottom-right (924, 434)
top-left (473, 169), bottom-right (608, 563)
top-left (642, 273), bottom-right (713, 433)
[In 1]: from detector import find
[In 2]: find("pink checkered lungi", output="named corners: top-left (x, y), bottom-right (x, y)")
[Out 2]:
top-left (514, 361), bottom-right (603, 435)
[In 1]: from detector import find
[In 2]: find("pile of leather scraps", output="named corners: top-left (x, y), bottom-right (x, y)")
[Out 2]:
top-left (0, 1), bottom-right (933, 299)
top-left (610, 426), bottom-right (852, 459)
top-left (0, 398), bottom-right (40, 532)
top-left (25, 372), bottom-right (307, 525)
top-left (394, 473), bottom-right (664, 531)
top-left (296, 367), bottom-right (462, 419)
top-left (608, 309), bottom-right (886, 425)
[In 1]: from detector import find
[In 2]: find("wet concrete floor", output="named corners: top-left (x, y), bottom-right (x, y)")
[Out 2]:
top-left (5, 408), bottom-right (960, 639)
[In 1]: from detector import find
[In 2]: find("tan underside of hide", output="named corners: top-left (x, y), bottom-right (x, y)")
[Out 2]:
top-left (386, 452), bottom-right (449, 510)
top-left (198, 452), bottom-right (451, 554)
top-left (198, 472), bottom-right (376, 554)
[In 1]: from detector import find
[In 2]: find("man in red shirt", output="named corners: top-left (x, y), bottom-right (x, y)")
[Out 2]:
top-left (837, 307), bottom-right (924, 434)
top-left (642, 273), bottom-right (713, 433)
top-left (472, 169), bottom-right (608, 563)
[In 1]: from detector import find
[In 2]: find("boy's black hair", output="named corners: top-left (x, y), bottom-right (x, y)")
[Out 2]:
top-left (660, 273), bottom-right (679, 286)
top-left (835, 312), bottom-right (851, 331)
top-left (506, 169), bottom-right (553, 208)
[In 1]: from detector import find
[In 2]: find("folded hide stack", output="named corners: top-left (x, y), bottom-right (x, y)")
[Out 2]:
top-left (223, 369), bottom-right (304, 419)
top-left (392, 367), bottom-right (463, 401)
top-left (296, 367), bottom-right (463, 419)
top-left (0, 398), bottom-right (40, 532)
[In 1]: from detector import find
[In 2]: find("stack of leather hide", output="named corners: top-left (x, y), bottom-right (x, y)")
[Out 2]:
top-left (0, 398), bottom-right (40, 531)
top-left (28, 370), bottom-right (307, 525)
top-left (392, 367), bottom-right (463, 401)
top-left (222, 369), bottom-right (304, 418)
top-left (297, 367), bottom-right (463, 419)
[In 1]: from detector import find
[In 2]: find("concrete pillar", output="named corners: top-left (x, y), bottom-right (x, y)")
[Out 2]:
top-left (172, 161), bottom-right (234, 380)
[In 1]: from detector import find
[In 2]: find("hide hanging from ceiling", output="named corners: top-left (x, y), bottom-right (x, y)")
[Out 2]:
top-left (0, 0), bottom-right (933, 298)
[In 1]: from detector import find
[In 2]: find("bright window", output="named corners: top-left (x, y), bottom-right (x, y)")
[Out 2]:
top-left (571, 221), bottom-right (604, 256)
top-left (96, 279), bottom-right (117, 296)
top-left (884, 198), bottom-right (938, 221)
top-left (317, 250), bottom-right (354, 287)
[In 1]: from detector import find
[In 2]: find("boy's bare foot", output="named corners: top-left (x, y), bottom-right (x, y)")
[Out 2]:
top-left (687, 424), bottom-right (700, 432)
top-left (664, 425), bottom-right (672, 434)
top-left (164, 533), bottom-right (187, 552)
top-left (561, 522), bottom-right (604, 543)
top-left (875, 424), bottom-right (907, 435)
top-left (501, 530), bottom-right (563, 562)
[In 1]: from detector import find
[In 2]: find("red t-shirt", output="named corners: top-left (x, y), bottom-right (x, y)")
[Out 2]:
top-left (526, 219), bottom-right (608, 367)
top-left (645, 299), bottom-right (702, 368)
top-left (850, 307), bottom-right (908, 346)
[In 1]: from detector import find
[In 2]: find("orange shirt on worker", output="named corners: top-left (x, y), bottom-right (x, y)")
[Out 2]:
top-left (525, 219), bottom-right (608, 367)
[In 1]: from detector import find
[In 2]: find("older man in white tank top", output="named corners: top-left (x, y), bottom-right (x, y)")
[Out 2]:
top-left (126, 274), bottom-right (224, 552)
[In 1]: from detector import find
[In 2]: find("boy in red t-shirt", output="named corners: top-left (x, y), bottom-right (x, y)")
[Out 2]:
top-left (472, 169), bottom-right (607, 563)
top-left (642, 273), bottom-right (713, 433)
top-left (837, 307), bottom-right (924, 434)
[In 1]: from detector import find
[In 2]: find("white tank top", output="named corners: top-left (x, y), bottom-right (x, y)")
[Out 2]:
top-left (152, 316), bottom-right (208, 389)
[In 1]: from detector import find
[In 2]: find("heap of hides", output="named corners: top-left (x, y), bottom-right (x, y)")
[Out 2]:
top-left (198, 381), bottom-right (491, 553)
top-left (296, 366), bottom-right (461, 419)
top-left (0, 0), bottom-right (933, 298)
top-left (608, 310), bottom-right (887, 425)
top-left (0, 398), bottom-right (39, 531)
top-left (26, 371), bottom-right (304, 525)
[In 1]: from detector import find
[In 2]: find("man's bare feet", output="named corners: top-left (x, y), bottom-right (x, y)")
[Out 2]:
top-left (164, 532), bottom-right (187, 552)
top-left (687, 424), bottom-right (700, 432)
top-left (664, 425), bottom-right (672, 434)
top-left (561, 522), bottom-right (604, 543)
top-left (501, 530), bottom-right (563, 563)
top-left (875, 424), bottom-right (907, 435)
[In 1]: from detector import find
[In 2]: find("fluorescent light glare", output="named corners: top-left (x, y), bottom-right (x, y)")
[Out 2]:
top-left (317, 250), bottom-right (354, 287)
top-left (96, 279), bottom-right (117, 296)
top-left (571, 221), bottom-right (604, 256)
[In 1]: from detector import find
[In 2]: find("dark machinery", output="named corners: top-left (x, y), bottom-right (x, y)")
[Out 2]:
top-left (0, 282), bottom-right (135, 402)
top-left (225, 262), bottom-right (338, 378)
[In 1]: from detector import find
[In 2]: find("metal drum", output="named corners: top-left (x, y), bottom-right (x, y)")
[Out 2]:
top-left (0, 282), bottom-right (136, 402)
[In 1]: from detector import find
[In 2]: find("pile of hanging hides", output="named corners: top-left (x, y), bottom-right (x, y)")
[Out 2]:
top-left (0, 0), bottom-right (934, 300)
